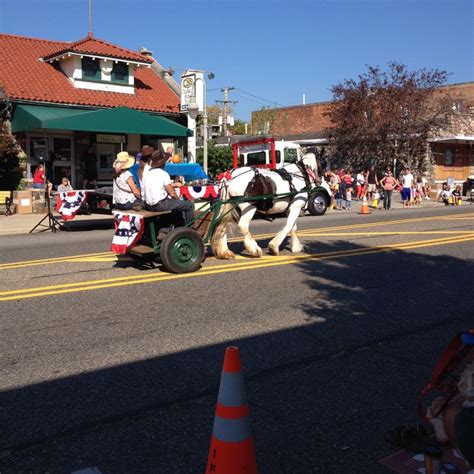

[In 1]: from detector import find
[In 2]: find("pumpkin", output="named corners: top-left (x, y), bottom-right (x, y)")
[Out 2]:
top-left (172, 154), bottom-right (182, 163)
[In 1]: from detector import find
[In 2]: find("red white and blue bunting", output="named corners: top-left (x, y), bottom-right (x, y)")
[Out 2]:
top-left (110, 212), bottom-right (144, 254)
top-left (177, 185), bottom-right (220, 200)
top-left (55, 191), bottom-right (87, 221)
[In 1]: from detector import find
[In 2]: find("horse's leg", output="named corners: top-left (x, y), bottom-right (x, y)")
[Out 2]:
top-left (210, 202), bottom-right (236, 260)
top-left (290, 222), bottom-right (304, 253)
top-left (238, 203), bottom-right (262, 257)
top-left (268, 197), bottom-right (306, 256)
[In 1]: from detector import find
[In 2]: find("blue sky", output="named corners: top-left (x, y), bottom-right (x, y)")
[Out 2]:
top-left (1, 0), bottom-right (473, 121)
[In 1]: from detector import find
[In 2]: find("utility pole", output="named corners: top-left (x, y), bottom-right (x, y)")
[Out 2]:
top-left (216, 87), bottom-right (237, 136)
top-left (88, 0), bottom-right (93, 36)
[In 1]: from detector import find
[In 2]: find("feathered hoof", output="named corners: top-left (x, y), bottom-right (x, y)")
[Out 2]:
top-left (248, 246), bottom-right (263, 258)
top-left (220, 250), bottom-right (236, 260)
top-left (268, 242), bottom-right (280, 256)
top-left (291, 244), bottom-right (304, 253)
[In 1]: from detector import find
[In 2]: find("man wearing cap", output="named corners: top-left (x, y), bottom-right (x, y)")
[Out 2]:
top-left (142, 151), bottom-right (194, 225)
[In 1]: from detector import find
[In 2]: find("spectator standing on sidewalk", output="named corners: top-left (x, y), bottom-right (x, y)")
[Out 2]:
top-left (356, 170), bottom-right (366, 200)
top-left (379, 170), bottom-right (398, 210)
top-left (365, 165), bottom-right (379, 200)
top-left (401, 168), bottom-right (414, 208)
top-left (341, 169), bottom-right (354, 210)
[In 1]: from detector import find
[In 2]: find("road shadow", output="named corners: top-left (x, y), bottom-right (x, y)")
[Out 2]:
top-left (1, 240), bottom-right (473, 473)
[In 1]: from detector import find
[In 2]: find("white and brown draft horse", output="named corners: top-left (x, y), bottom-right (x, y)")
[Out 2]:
top-left (211, 154), bottom-right (319, 259)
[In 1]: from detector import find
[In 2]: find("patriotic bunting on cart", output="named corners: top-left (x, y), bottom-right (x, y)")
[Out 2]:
top-left (177, 184), bottom-right (220, 200)
top-left (55, 191), bottom-right (87, 220)
top-left (111, 212), bottom-right (144, 254)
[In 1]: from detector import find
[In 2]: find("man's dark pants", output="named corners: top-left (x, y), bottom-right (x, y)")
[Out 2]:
top-left (146, 198), bottom-right (194, 225)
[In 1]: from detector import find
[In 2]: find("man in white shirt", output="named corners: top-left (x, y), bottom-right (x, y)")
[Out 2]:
top-left (142, 151), bottom-right (194, 224)
top-left (401, 168), bottom-right (414, 208)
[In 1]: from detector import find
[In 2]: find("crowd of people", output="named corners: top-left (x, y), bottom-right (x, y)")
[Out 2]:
top-left (324, 166), bottom-right (437, 210)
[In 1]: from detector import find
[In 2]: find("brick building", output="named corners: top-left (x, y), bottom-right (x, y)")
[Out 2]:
top-left (252, 82), bottom-right (474, 188)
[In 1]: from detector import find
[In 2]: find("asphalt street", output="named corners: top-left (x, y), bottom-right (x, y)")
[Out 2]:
top-left (0, 206), bottom-right (473, 473)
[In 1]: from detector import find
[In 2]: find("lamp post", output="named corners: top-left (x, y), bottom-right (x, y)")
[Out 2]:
top-left (181, 70), bottom-right (214, 175)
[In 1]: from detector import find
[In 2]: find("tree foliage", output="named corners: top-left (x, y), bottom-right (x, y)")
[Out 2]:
top-left (325, 62), bottom-right (450, 172)
top-left (229, 119), bottom-right (247, 135)
top-left (0, 119), bottom-right (22, 190)
top-left (251, 107), bottom-right (276, 136)
top-left (196, 141), bottom-right (233, 179)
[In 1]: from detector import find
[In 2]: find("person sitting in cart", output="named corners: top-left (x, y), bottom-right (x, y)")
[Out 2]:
top-left (142, 151), bottom-right (194, 225)
top-left (112, 152), bottom-right (143, 211)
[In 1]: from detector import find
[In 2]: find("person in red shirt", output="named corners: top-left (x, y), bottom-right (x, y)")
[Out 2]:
top-left (32, 163), bottom-right (46, 188)
top-left (32, 163), bottom-right (53, 195)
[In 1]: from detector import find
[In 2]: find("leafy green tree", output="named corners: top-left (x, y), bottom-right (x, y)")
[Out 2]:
top-left (0, 119), bottom-right (22, 190)
top-left (196, 141), bottom-right (233, 179)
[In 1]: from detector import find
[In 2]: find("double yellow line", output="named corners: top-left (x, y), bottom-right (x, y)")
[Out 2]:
top-left (1, 213), bottom-right (472, 272)
top-left (1, 233), bottom-right (473, 302)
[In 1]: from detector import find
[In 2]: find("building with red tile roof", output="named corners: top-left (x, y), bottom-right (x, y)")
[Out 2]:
top-left (0, 32), bottom-right (191, 188)
top-left (0, 33), bottom-right (179, 114)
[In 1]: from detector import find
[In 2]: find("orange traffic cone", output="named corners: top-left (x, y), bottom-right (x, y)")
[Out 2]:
top-left (206, 347), bottom-right (257, 474)
top-left (359, 196), bottom-right (371, 215)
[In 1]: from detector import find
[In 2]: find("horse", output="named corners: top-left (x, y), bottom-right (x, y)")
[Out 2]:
top-left (211, 154), bottom-right (319, 259)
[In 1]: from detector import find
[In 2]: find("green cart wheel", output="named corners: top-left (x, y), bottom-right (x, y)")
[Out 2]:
top-left (160, 227), bottom-right (205, 273)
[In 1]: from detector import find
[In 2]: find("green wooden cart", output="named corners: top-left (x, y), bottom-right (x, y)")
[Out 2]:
top-left (123, 185), bottom-right (329, 274)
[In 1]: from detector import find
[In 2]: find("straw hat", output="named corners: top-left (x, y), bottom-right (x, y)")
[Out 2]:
top-left (114, 151), bottom-right (135, 170)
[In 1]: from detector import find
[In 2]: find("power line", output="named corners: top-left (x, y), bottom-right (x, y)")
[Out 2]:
top-left (234, 88), bottom-right (284, 107)
top-left (232, 91), bottom-right (273, 107)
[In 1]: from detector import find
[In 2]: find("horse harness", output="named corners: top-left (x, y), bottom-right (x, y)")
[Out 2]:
top-left (244, 164), bottom-right (314, 213)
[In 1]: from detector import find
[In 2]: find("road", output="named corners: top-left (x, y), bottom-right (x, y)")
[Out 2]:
top-left (0, 206), bottom-right (473, 473)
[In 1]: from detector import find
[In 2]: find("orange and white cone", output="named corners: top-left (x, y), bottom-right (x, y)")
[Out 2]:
top-left (359, 196), bottom-right (371, 215)
top-left (206, 347), bottom-right (257, 474)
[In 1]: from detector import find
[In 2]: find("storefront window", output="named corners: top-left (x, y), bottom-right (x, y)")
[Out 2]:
top-left (444, 148), bottom-right (454, 166)
top-left (29, 137), bottom-right (49, 163)
top-left (53, 137), bottom-right (72, 161)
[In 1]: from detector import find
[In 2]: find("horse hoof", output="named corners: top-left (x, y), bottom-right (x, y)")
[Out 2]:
top-left (291, 245), bottom-right (304, 253)
top-left (224, 251), bottom-right (236, 260)
top-left (252, 246), bottom-right (263, 258)
top-left (268, 244), bottom-right (279, 256)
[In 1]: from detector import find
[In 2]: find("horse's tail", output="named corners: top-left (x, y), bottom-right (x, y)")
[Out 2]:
top-left (210, 183), bottom-right (237, 259)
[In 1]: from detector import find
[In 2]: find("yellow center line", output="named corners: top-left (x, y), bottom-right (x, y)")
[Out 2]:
top-left (0, 212), bottom-right (472, 271)
top-left (0, 251), bottom-right (113, 270)
top-left (1, 234), bottom-right (473, 302)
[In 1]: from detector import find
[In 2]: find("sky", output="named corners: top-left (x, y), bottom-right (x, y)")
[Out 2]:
top-left (0, 0), bottom-right (473, 121)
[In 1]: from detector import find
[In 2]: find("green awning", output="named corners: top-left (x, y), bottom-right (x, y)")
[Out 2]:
top-left (12, 105), bottom-right (193, 137)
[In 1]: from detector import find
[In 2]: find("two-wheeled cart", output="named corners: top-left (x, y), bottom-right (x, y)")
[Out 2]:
top-left (117, 183), bottom-right (328, 274)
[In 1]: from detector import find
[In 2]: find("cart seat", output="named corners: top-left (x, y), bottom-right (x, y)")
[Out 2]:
top-left (118, 210), bottom-right (172, 218)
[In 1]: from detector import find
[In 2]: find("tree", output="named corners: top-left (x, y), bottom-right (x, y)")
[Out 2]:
top-left (196, 141), bottom-right (233, 179)
top-left (0, 119), bottom-right (22, 191)
top-left (325, 62), bottom-right (451, 173)
top-left (229, 119), bottom-right (248, 135)
top-left (251, 107), bottom-right (276, 136)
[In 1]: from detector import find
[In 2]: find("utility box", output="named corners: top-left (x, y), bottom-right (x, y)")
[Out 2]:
top-left (13, 190), bottom-right (33, 214)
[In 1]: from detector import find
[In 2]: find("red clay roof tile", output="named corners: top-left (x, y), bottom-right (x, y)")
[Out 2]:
top-left (0, 33), bottom-right (179, 114)
top-left (42, 35), bottom-right (153, 64)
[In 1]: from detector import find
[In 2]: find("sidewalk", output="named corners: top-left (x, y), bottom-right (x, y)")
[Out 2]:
top-left (0, 197), bottom-right (470, 237)
top-left (0, 212), bottom-right (114, 236)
